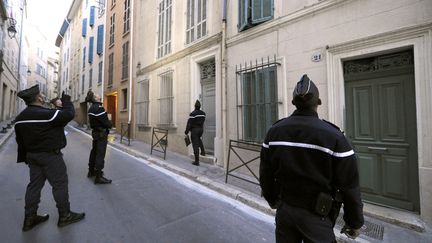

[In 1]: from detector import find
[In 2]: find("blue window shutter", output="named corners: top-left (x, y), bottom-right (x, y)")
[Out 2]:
top-left (238, 0), bottom-right (249, 31)
top-left (89, 6), bottom-right (95, 27)
top-left (97, 25), bottom-right (104, 55)
top-left (251, 0), bottom-right (273, 24)
top-left (82, 18), bottom-right (87, 37)
top-left (88, 37), bottom-right (94, 64)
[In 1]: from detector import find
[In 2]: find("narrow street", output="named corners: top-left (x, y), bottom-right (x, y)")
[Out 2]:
top-left (0, 127), bottom-right (275, 243)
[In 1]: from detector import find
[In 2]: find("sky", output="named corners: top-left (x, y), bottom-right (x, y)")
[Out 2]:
top-left (26, 0), bottom-right (74, 50)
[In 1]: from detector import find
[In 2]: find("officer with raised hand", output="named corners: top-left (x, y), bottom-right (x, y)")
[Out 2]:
top-left (86, 90), bottom-right (112, 184)
top-left (15, 85), bottom-right (85, 231)
top-left (260, 75), bottom-right (364, 242)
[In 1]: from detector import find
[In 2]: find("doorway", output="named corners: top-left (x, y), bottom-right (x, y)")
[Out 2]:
top-left (106, 93), bottom-right (117, 128)
top-left (344, 50), bottom-right (419, 211)
top-left (199, 59), bottom-right (216, 155)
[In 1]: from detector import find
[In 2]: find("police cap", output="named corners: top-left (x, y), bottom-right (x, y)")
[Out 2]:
top-left (195, 100), bottom-right (201, 109)
top-left (292, 74), bottom-right (321, 108)
top-left (17, 84), bottom-right (40, 104)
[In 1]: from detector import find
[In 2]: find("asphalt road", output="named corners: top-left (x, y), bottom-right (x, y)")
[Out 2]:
top-left (0, 127), bottom-right (275, 243)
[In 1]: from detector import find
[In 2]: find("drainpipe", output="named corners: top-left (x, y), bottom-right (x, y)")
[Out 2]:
top-left (16, 0), bottom-right (25, 113)
top-left (221, 0), bottom-right (227, 168)
top-left (128, 0), bottom-right (134, 126)
top-left (101, 0), bottom-right (107, 103)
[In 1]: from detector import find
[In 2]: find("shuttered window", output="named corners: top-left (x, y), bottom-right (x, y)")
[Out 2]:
top-left (82, 47), bottom-right (86, 69)
top-left (97, 25), bottom-right (104, 55)
top-left (88, 37), bottom-right (94, 64)
top-left (159, 71), bottom-right (174, 125)
top-left (89, 6), bottom-right (95, 27)
top-left (89, 68), bottom-right (93, 88)
top-left (186, 0), bottom-right (207, 44)
top-left (108, 53), bottom-right (114, 86)
top-left (121, 41), bottom-right (129, 80)
top-left (98, 61), bottom-right (103, 84)
top-left (157, 0), bottom-right (172, 58)
top-left (123, 0), bottom-right (130, 33)
top-left (82, 18), bottom-right (87, 37)
top-left (242, 66), bottom-right (278, 142)
top-left (109, 14), bottom-right (115, 46)
top-left (238, 0), bottom-right (273, 31)
top-left (137, 79), bottom-right (150, 125)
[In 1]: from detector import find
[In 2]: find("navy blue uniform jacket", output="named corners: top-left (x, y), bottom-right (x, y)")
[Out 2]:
top-left (260, 109), bottom-right (364, 229)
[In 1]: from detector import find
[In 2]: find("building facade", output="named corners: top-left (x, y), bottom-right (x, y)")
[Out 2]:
top-left (0, 0), bottom-right (27, 121)
top-left (103, 0), bottom-right (133, 130)
top-left (224, 0), bottom-right (432, 224)
top-left (134, 0), bottom-right (223, 157)
top-left (26, 26), bottom-right (49, 97)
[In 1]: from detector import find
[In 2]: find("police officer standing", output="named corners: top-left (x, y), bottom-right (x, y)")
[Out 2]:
top-left (15, 85), bottom-right (85, 231)
top-left (86, 91), bottom-right (112, 184)
top-left (260, 75), bottom-right (364, 242)
top-left (185, 100), bottom-right (206, 166)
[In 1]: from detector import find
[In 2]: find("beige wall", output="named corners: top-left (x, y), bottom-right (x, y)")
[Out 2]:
top-left (225, 0), bottom-right (432, 223)
top-left (134, 0), bottom-right (223, 155)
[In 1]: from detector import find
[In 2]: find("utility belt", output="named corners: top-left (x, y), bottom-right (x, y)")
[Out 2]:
top-left (282, 190), bottom-right (342, 225)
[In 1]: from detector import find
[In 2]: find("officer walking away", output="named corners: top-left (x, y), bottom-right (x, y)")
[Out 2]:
top-left (50, 97), bottom-right (63, 109)
top-left (260, 75), bottom-right (364, 242)
top-left (185, 100), bottom-right (206, 166)
top-left (15, 85), bottom-right (85, 231)
top-left (86, 91), bottom-right (112, 184)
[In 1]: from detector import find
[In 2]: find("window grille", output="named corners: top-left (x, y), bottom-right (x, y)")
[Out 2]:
top-left (236, 56), bottom-right (280, 143)
top-left (158, 71), bottom-right (173, 125)
top-left (136, 79), bottom-right (150, 125)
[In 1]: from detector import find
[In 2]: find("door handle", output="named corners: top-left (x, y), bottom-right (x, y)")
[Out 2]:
top-left (367, 146), bottom-right (388, 151)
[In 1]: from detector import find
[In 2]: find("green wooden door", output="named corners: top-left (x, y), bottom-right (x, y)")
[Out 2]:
top-left (344, 51), bottom-right (419, 211)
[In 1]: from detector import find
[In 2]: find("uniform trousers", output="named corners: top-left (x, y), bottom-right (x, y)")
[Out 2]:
top-left (25, 151), bottom-right (70, 216)
top-left (89, 130), bottom-right (108, 171)
top-left (190, 127), bottom-right (205, 157)
top-left (275, 202), bottom-right (336, 243)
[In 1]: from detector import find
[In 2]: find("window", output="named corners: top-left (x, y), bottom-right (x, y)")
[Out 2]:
top-left (89, 68), bottom-right (93, 88)
top-left (109, 14), bottom-right (115, 45)
top-left (82, 18), bottom-right (87, 37)
top-left (121, 41), bottom-right (129, 80)
top-left (111, 0), bottom-right (116, 7)
top-left (158, 71), bottom-right (173, 125)
top-left (97, 25), bottom-right (104, 55)
top-left (108, 53), bottom-right (114, 86)
top-left (238, 0), bottom-right (273, 31)
top-left (241, 66), bottom-right (278, 142)
top-left (82, 74), bottom-right (85, 94)
top-left (123, 0), bottom-right (130, 33)
top-left (89, 6), bottom-right (95, 27)
top-left (186, 0), bottom-right (207, 44)
top-left (122, 88), bottom-right (128, 109)
top-left (137, 79), bottom-right (150, 125)
top-left (88, 37), bottom-right (94, 64)
top-left (157, 0), bottom-right (172, 58)
top-left (98, 61), bottom-right (103, 84)
top-left (83, 47), bottom-right (86, 69)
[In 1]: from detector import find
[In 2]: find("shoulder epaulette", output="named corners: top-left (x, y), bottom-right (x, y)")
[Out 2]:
top-left (322, 119), bottom-right (343, 133)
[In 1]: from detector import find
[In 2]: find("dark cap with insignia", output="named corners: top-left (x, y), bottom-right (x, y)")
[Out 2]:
top-left (17, 84), bottom-right (40, 105)
top-left (195, 100), bottom-right (201, 109)
top-left (292, 74), bottom-right (321, 109)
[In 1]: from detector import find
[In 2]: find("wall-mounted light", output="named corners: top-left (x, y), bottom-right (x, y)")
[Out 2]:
top-left (7, 17), bottom-right (18, 39)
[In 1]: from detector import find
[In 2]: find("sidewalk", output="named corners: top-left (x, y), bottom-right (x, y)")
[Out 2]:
top-left (2, 120), bottom-right (432, 242)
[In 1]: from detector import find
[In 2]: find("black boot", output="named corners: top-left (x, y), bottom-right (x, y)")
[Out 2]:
top-left (94, 171), bottom-right (112, 184)
top-left (87, 168), bottom-right (95, 177)
top-left (192, 154), bottom-right (200, 166)
top-left (22, 214), bottom-right (49, 232)
top-left (57, 211), bottom-right (85, 227)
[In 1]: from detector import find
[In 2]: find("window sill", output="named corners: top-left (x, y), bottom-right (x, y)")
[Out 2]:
top-left (122, 31), bottom-right (130, 38)
top-left (120, 109), bottom-right (128, 112)
top-left (110, 3), bottom-right (116, 10)
top-left (155, 124), bottom-right (177, 130)
top-left (121, 78), bottom-right (129, 83)
top-left (109, 43), bottom-right (114, 49)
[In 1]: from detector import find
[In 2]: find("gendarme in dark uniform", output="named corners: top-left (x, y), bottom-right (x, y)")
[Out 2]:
top-left (15, 85), bottom-right (85, 231)
top-left (86, 91), bottom-right (112, 184)
top-left (260, 75), bottom-right (364, 242)
top-left (185, 100), bottom-right (206, 166)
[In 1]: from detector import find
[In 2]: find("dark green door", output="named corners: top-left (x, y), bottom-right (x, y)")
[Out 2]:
top-left (344, 50), bottom-right (419, 211)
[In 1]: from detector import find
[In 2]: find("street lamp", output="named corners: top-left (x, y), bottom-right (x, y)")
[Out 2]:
top-left (6, 17), bottom-right (17, 38)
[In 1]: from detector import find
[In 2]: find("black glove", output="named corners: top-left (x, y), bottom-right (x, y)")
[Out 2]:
top-left (184, 130), bottom-right (188, 135)
top-left (61, 91), bottom-right (71, 102)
